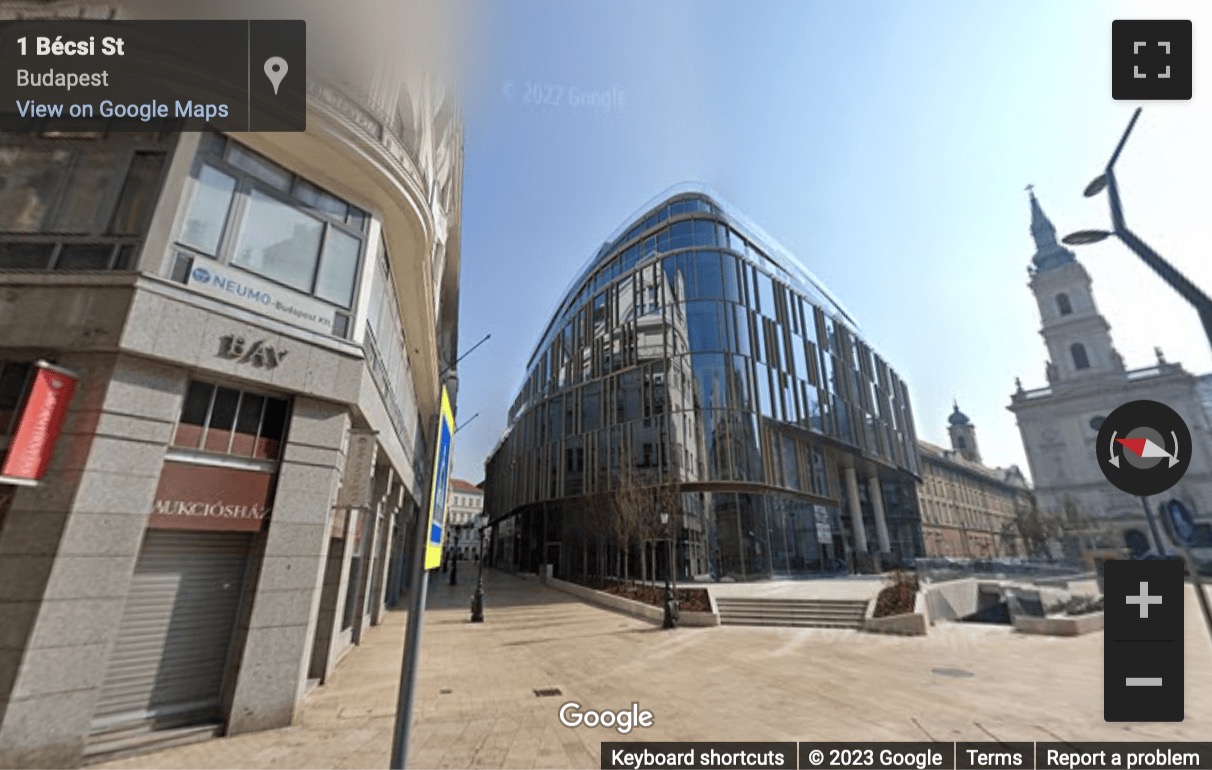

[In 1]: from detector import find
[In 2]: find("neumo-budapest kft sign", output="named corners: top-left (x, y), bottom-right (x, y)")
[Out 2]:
top-left (185, 260), bottom-right (338, 337)
top-left (0, 361), bottom-right (79, 486)
top-left (150, 460), bottom-right (275, 532)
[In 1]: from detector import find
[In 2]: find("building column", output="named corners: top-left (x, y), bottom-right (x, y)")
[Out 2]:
top-left (353, 465), bottom-right (392, 640)
top-left (226, 398), bottom-right (349, 736)
top-left (867, 468), bottom-right (891, 553)
top-left (369, 480), bottom-right (399, 626)
top-left (0, 354), bottom-right (185, 769)
top-left (843, 465), bottom-right (868, 554)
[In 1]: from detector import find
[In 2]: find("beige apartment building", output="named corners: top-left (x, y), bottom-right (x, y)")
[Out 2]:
top-left (916, 405), bottom-right (1030, 558)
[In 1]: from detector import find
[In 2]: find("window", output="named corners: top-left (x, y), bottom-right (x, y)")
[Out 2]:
top-left (175, 134), bottom-right (369, 314)
top-left (172, 380), bottom-right (290, 460)
top-left (1056, 293), bottom-right (1072, 316)
top-left (0, 361), bottom-right (34, 448)
top-left (0, 138), bottom-right (168, 271)
top-left (1071, 343), bottom-right (1090, 370)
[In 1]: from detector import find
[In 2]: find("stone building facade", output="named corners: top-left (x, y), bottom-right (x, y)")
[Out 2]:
top-left (0, 2), bottom-right (462, 766)
top-left (1008, 191), bottom-right (1212, 555)
top-left (917, 406), bottom-right (1031, 558)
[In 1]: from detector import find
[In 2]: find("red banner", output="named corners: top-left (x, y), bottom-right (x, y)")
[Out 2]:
top-left (1, 363), bottom-right (78, 483)
top-left (150, 461), bottom-right (275, 533)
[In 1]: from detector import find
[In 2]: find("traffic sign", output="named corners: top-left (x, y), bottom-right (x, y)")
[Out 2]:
top-left (1162, 498), bottom-right (1198, 548)
top-left (423, 386), bottom-right (455, 570)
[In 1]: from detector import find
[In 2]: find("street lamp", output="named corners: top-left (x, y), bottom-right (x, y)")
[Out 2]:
top-left (1062, 107), bottom-right (1212, 352)
top-left (449, 527), bottom-right (459, 586)
top-left (470, 525), bottom-right (485, 622)
top-left (659, 510), bottom-right (679, 629)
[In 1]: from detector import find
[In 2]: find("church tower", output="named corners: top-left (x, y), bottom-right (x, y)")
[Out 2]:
top-left (1025, 188), bottom-right (1125, 384)
top-left (948, 402), bottom-right (982, 464)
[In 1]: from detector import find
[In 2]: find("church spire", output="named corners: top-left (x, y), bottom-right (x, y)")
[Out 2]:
top-left (1026, 185), bottom-right (1076, 273)
top-left (1027, 185), bottom-right (1057, 249)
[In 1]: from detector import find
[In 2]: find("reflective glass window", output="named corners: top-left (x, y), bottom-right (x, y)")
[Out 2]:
top-left (721, 254), bottom-right (741, 302)
top-left (756, 363), bottom-right (773, 418)
top-left (670, 199), bottom-right (695, 216)
top-left (582, 383), bottom-right (601, 431)
top-left (756, 271), bottom-right (776, 317)
top-left (781, 435), bottom-right (800, 489)
top-left (729, 228), bottom-right (747, 254)
top-left (689, 251), bottom-right (724, 300)
top-left (227, 143), bottom-right (292, 190)
top-left (181, 164), bottom-right (236, 255)
top-left (110, 151), bottom-right (168, 236)
top-left (173, 380), bottom-right (214, 448)
top-left (686, 301), bottom-right (724, 351)
top-left (315, 227), bottom-right (361, 307)
top-left (731, 355), bottom-right (753, 411)
top-left (622, 245), bottom-right (639, 273)
top-left (232, 190), bottom-right (324, 293)
top-left (788, 335), bottom-right (805, 381)
top-left (692, 219), bottom-right (717, 246)
top-left (732, 305), bottom-right (751, 356)
top-left (294, 178), bottom-right (349, 220)
top-left (691, 353), bottom-right (728, 412)
top-left (670, 221), bottom-right (693, 250)
top-left (0, 146), bottom-right (70, 233)
top-left (805, 384), bottom-right (822, 431)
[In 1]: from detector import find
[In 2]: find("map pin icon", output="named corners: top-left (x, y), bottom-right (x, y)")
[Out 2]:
top-left (264, 57), bottom-right (288, 95)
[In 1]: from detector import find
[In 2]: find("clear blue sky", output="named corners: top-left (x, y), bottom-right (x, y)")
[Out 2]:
top-left (451, 0), bottom-right (1212, 484)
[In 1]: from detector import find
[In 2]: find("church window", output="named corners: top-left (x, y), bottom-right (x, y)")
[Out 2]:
top-left (1056, 293), bottom-right (1072, 316)
top-left (955, 435), bottom-right (967, 450)
top-left (1071, 343), bottom-right (1090, 370)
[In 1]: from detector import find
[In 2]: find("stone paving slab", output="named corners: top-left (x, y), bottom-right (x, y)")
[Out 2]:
top-left (97, 570), bottom-right (1212, 770)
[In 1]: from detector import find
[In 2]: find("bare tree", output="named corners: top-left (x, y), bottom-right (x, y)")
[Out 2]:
top-left (1007, 493), bottom-right (1063, 558)
top-left (609, 459), bottom-right (649, 584)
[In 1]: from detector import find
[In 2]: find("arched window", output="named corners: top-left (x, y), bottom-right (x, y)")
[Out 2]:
top-left (1056, 293), bottom-right (1072, 315)
top-left (955, 435), bottom-right (967, 450)
top-left (1071, 342), bottom-right (1090, 370)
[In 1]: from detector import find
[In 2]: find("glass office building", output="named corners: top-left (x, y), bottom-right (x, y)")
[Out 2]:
top-left (484, 188), bottom-right (923, 581)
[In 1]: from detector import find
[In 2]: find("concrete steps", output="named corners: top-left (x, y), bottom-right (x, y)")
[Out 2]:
top-left (83, 722), bottom-right (221, 765)
top-left (714, 597), bottom-right (869, 629)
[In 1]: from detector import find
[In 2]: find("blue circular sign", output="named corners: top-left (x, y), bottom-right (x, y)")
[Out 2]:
top-left (190, 266), bottom-right (211, 284)
top-left (1164, 498), bottom-right (1197, 547)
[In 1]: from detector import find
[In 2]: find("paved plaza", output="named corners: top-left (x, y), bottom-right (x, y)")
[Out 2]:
top-left (99, 570), bottom-right (1212, 769)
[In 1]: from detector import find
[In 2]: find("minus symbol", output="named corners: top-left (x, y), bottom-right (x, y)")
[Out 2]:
top-left (1125, 677), bottom-right (1163, 686)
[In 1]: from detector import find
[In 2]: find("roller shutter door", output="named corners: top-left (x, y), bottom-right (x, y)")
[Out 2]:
top-left (91, 530), bottom-right (252, 734)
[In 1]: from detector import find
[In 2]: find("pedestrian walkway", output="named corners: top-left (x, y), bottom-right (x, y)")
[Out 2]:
top-left (98, 570), bottom-right (1212, 769)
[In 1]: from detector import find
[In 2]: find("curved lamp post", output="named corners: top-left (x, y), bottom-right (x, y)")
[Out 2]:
top-left (1061, 107), bottom-right (1212, 352)
top-left (660, 510), bottom-right (679, 629)
top-left (470, 525), bottom-right (485, 622)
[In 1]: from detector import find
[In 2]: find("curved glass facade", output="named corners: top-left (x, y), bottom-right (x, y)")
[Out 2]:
top-left (485, 190), bottom-right (923, 580)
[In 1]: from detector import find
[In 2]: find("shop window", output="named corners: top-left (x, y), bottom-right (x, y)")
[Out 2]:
top-left (0, 138), bottom-right (168, 271)
top-left (173, 380), bottom-right (289, 460)
top-left (175, 134), bottom-right (368, 312)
